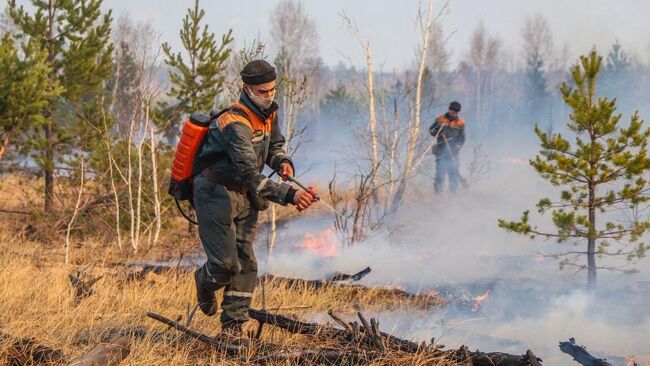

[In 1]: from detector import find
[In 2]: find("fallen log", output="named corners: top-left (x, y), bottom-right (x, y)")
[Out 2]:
top-left (0, 331), bottom-right (65, 365)
top-left (249, 308), bottom-right (543, 366)
top-left (559, 338), bottom-right (613, 366)
top-left (68, 334), bottom-right (131, 366)
top-left (146, 311), bottom-right (369, 365)
top-left (469, 350), bottom-right (543, 366)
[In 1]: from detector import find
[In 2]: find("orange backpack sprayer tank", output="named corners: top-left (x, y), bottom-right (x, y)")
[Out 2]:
top-left (168, 112), bottom-right (212, 202)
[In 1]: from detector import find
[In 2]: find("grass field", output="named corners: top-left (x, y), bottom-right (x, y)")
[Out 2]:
top-left (0, 175), bottom-right (452, 365)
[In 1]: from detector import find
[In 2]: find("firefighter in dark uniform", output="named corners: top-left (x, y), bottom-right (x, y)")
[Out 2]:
top-left (429, 101), bottom-right (466, 194)
top-left (192, 60), bottom-right (316, 333)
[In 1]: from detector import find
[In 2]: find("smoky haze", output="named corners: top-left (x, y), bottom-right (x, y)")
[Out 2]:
top-left (240, 2), bottom-right (650, 363)
top-left (261, 141), bottom-right (650, 365)
top-left (88, 0), bottom-right (650, 71)
top-left (6, 0), bottom-right (649, 364)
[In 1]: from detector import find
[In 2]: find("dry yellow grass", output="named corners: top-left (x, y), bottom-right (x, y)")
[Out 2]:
top-left (0, 175), bottom-right (451, 365)
top-left (0, 231), bottom-right (451, 364)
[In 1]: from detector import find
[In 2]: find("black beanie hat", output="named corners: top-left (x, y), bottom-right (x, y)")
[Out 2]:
top-left (449, 101), bottom-right (461, 111)
top-left (241, 60), bottom-right (277, 85)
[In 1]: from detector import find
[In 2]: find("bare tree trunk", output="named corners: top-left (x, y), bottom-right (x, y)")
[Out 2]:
top-left (366, 43), bottom-right (379, 180)
top-left (475, 68), bottom-right (482, 139)
top-left (127, 110), bottom-right (137, 252)
top-left (65, 155), bottom-right (85, 264)
top-left (134, 97), bottom-right (149, 251)
top-left (44, 123), bottom-right (55, 212)
top-left (102, 112), bottom-right (123, 250)
top-left (109, 47), bottom-right (121, 116)
top-left (587, 95), bottom-right (597, 291)
top-left (267, 205), bottom-right (277, 258)
top-left (588, 185), bottom-right (596, 290)
top-left (390, 0), bottom-right (434, 213)
top-left (44, 0), bottom-right (56, 214)
top-left (284, 81), bottom-right (296, 150)
top-left (386, 100), bottom-right (399, 205)
top-left (150, 127), bottom-right (161, 247)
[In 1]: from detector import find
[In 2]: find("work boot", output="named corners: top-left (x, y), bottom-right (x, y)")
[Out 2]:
top-left (194, 268), bottom-right (218, 316)
top-left (220, 320), bottom-right (245, 337)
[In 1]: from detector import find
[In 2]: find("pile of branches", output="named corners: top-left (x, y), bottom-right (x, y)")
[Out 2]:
top-left (147, 308), bottom-right (543, 365)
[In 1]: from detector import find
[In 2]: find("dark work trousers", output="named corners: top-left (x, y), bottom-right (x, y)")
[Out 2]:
top-left (434, 153), bottom-right (460, 194)
top-left (193, 174), bottom-right (259, 324)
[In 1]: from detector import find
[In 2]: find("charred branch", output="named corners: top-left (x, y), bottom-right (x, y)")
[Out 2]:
top-left (147, 311), bottom-right (368, 365)
top-left (69, 267), bottom-right (104, 304)
top-left (559, 338), bottom-right (613, 366)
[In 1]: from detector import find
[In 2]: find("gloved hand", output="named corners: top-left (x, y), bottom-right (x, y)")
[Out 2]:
top-left (294, 186), bottom-right (317, 212)
top-left (279, 162), bottom-right (294, 181)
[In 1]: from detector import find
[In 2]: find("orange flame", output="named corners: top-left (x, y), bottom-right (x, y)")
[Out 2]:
top-left (297, 227), bottom-right (339, 257)
top-left (471, 290), bottom-right (490, 312)
top-left (426, 289), bottom-right (441, 297)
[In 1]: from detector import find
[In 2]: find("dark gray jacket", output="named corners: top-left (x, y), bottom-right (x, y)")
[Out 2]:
top-left (197, 92), bottom-right (295, 205)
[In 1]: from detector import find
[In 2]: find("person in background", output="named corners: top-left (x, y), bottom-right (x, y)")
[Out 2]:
top-left (429, 101), bottom-right (466, 194)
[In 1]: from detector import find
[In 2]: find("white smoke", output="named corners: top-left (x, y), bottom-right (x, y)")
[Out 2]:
top-left (257, 144), bottom-right (650, 365)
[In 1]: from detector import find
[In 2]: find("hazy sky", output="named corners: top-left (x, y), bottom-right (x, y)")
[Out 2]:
top-left (10, 0), bottom-right (650, 69)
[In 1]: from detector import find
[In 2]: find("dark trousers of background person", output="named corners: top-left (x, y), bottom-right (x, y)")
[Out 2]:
top-left (434, 154), bottom-right (460, 194)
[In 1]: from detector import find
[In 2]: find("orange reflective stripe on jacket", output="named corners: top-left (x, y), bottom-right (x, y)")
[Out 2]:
top-left (436, 114), bottom-right (465, 128)
top-left (216, 101), bottom-right (274, 133)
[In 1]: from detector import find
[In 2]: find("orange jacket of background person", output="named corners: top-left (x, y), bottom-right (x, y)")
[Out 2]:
top-left (429, 113), bottom-right (466, 156)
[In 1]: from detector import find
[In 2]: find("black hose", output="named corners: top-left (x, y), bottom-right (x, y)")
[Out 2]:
top-left (175, 197), bottom-right (199, 226)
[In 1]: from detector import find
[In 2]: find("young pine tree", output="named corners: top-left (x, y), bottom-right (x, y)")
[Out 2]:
top-left (499, 51), bottom-right (650, 290)
top-left (156, 0), bottom-right (233, 142)
top-left (0, 34), bottom-right (62, 162)
top-left (9, 0), bottom-right (113, 212)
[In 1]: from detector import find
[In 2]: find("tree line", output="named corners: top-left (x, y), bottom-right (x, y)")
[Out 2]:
top-left (1, 0), bottom-right (649, 287)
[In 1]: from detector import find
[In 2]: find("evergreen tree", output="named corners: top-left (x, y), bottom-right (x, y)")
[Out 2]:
top-left (521, 14), bottom-right (553, 131)
top-left (499, 51), bottom-right (650, 290)
top-left (9, 0), bottom-right (113, 212)
top-left (601, 40), bottom-right (633, 104)
top-left (156, 0), bottom-right (233, 142)
top-left (605, 40), bottom-right (631, 77)
top-left (524, 51), bottom-right (550, 129)
top-left (320, 83), bottom-right (357, 119)
top-left (106, 40), bottom-right (140, 136)
top-left (0, 34), bottom-right (61, 162)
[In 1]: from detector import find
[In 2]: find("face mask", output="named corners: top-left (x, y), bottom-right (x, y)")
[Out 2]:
top-left (246, 87), bottom-right (274, 110)
top-left (446, 112), bottom-right (459, 121)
